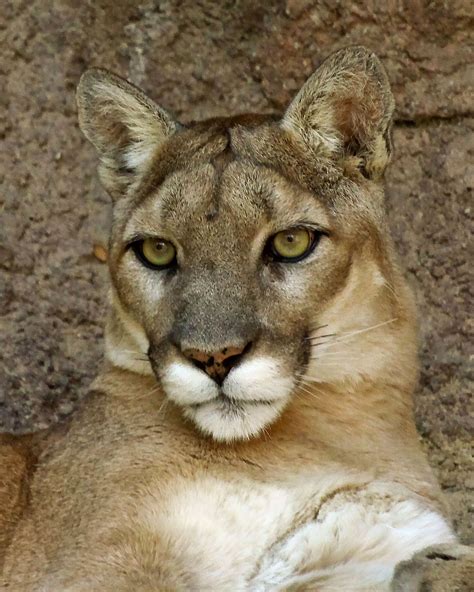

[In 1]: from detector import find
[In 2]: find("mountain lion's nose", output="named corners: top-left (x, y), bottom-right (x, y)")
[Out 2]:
top-left (183, 343), bottom-right (251, 384)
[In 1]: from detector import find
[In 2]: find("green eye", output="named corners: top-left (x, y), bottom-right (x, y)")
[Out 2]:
top-left (269, 227), bottom-right (316, 262)
top-left (133, 237), bottom-right (177, 269)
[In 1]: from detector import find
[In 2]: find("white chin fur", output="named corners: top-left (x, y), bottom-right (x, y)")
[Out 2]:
top-left (184, 397), bottom-right (288, 442)
top-left (223, 357), bottom-right (294, 402)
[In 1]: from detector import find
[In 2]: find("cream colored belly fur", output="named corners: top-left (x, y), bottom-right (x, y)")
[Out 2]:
top-left (14, 476), bottom-right (455, 592)
top-left (110, 479), bottom-right (454, 591)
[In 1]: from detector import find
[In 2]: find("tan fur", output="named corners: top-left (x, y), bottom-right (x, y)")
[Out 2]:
top-left (2, 47), bottom-right (471, 591)
top-left (0, 435), bottom-right (36, 567)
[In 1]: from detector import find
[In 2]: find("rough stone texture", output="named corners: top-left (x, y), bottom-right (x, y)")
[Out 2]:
top-left (0, 0), bottom-right (472, 543)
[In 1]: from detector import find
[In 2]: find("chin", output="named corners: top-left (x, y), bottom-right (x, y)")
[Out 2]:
top-left (182, 396), bottom-right (289, 442)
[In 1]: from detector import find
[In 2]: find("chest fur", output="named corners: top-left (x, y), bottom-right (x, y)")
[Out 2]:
top-left (124, 476), bottom-right (454, 591)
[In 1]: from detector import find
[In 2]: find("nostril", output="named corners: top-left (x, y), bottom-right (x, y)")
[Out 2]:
top-left (222, 353), bottom-right (242, 369)
top-left (190, 358), bottom-right (208, 373)
top-left (222, 342), bottom-right (252, 369)
top-left (183, 342), bottom-right (252, 383)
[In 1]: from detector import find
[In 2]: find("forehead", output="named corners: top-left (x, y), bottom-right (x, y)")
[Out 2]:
top-left (121, 118), bottom-right (341, 244)
top-left (124, 164), bottom-right (332, 252)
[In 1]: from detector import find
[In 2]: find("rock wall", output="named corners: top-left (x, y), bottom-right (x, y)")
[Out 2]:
top-left (1, 1), bottom-right (472, 541)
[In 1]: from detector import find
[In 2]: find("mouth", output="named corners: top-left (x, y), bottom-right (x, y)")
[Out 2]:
top-left (191, 392), bottom-right (277, 409)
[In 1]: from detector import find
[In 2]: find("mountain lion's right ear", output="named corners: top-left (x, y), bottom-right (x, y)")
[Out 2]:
top-left (77, 69), bottom-right (177, 198)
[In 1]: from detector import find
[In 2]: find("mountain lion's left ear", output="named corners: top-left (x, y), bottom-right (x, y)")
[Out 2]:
top-left (282, 46), bottom-right (395, 180)
top-left (77, 69), bottom-right (178, 199)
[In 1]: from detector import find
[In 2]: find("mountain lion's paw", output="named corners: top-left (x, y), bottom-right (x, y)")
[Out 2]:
top-left (391, 543), bottom-right (474, 591)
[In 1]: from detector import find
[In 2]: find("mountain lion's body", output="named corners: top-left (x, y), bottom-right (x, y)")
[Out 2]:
top-left (1, 47), bottom-right (471, 591)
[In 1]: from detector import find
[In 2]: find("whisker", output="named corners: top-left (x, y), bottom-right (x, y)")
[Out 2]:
top-left (296, 381), bottom-right (327, 399)
top-left (134, 383), bottom-right (163, 401)
top-left (309, 341), bottom-right (332, 348)
top-left (295, 374), bottom-right (328, 393)
top-left (334, 318), bottom-right (397, 340)
top-left (310, 349), bottom-right (359, 359)
top-left (310, 362), bottom-right (357, 368)
top-left (308, 323), bottom-right (329, 332)
top-left (303, 373), bottom-right (344, 381)
top-left (382, 281), bottom-right (398, 300)
top-left (310, 350), bottom-right (358, 357)
top-left (310, 362), bottom-right (358, 368)
top-left (296, 383), bottom-right (319, 397)
top-left (306, 333), bottom-right (337, 341)
top-left (156, 398), bottom-right (169, 419)
top-left (117, 349), bottom-right (149, 357)
top-left (311, 357), bottom-right (357, 362)
top-left (113, 348), bottom-right (150, 363)
top-left (310, 318), bottom-right (398, 351)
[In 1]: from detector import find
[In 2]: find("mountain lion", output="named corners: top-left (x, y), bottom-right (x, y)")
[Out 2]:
top-left (1, 46), bottom-right (472, 591)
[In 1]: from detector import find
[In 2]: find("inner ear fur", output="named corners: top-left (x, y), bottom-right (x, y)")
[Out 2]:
top-left (282, 46), bottom-right (395, 180)
top-left (77, 68), bottom-right (177, 198)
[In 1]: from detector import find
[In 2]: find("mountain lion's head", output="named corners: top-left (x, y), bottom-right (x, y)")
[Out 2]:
top-left (77, 47), bottom-right (417, 442)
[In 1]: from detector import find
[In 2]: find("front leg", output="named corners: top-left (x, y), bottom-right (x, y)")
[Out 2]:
top-left (251, 487), bottom-right (457, 591)
top-left (391, 543), bottom-right (474, 591)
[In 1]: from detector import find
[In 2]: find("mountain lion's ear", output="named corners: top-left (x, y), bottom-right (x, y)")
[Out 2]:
top-left (282, 46), bottom-right (395, 180)
top-left (77, 68), bottom-right (177, 198)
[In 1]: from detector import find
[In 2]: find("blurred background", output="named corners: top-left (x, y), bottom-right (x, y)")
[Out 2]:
top-left (0, 1), bottom-right (472, 542)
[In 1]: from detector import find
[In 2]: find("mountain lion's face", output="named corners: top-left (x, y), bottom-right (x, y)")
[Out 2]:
top-left (109, 122), bottom-right (354, 441)
top-left (78, 47), bottom-right (416, 441)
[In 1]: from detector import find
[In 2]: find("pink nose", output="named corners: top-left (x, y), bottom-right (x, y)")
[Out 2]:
top-left (183, 344), bottom-right (249, 384)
